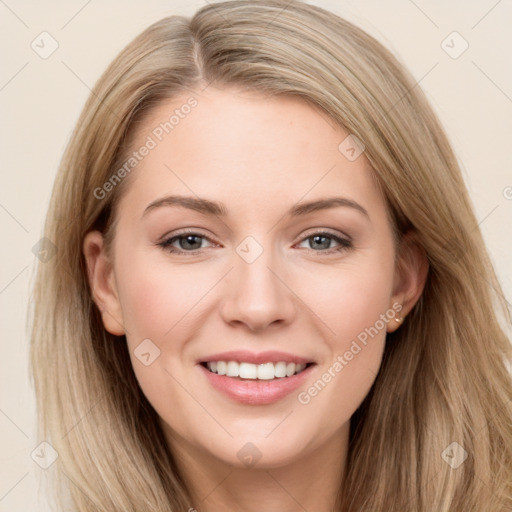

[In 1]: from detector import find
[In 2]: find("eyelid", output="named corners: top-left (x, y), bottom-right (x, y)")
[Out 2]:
top-left (296, 227), bottom-right (352, 242)
top-left (159, 227), bottom-right (217, 241)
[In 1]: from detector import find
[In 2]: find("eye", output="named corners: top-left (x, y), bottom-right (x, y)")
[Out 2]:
top-left (296, 231), bottom-right (352, 254)
top-left (157, 230), bottom-right (216, 254)
top-left (157, 229), bottom-right (352, 256)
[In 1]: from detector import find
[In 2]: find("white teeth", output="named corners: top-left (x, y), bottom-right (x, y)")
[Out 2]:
top-left (205, 361), bottom-right (309, 380)
top-left (217, 361), bottom-right (226, 375)
top-left (239, 362), bottom-right (257, 379)
top-left (274, 361), bottom-right (287, 378)
top-left (257, 362), bottom-right (275, 380)
top-left (226, 361), bottom-right (239, 377)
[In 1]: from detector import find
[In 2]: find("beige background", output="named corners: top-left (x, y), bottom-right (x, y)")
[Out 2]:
top-left (1, 1), bottom-right (511, 510)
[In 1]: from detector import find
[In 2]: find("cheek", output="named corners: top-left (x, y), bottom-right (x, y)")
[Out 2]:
top-left (293, 254), bottom-right (394, 418)
top-left (300, 253), bottom-right (395, 344)
top-left (336, 270), bottom-right (392, 341)
top-left (113, 252), bottom-right (204, 410)
top-left (114, 250), bottom-right (204, 339)
top-left (113, 248), bottom-right (225, 389)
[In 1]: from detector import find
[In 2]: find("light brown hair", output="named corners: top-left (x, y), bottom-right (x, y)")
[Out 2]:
top-left (30, 1), bottom-right (512, 510)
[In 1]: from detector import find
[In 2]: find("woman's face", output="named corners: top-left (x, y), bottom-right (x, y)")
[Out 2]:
top-left (85, 86), bottom-right (421, 470)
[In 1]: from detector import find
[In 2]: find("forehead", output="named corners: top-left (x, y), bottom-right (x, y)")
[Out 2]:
top-left (116, 86), bottom-right (385, 220)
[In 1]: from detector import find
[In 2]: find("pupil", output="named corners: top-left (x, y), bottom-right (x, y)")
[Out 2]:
top-left (181, 235), bottom-right (201, 250)
top-left (311, 235), bottom-right (330, 250)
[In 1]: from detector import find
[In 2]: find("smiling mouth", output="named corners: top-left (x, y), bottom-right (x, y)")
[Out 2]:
top-left (201, 361), bottom-right (314, 380)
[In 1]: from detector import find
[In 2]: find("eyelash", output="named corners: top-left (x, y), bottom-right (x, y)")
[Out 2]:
top-left (157, 229), bottom-right (353, 256)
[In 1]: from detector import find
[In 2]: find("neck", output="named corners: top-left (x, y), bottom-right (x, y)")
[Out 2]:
top-left (164, 423), bottom-right (349, 512)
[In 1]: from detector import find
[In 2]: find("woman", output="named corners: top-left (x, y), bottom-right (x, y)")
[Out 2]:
top-left (30, 1), bottom-right (512, 510)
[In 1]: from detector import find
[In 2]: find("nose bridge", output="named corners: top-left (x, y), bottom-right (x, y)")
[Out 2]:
top-left (220, 235), bottom-right (296, 331)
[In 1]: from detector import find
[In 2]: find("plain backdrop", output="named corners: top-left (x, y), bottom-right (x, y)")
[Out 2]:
top-left (1, 1), bottom-right (511, 510)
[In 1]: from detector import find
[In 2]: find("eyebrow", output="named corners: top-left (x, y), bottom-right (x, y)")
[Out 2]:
top-left (142, 195), bottom-right (370, 219)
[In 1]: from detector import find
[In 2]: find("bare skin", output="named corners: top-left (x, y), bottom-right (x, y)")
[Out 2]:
top-left (84, 86), bottom-right (428, 512)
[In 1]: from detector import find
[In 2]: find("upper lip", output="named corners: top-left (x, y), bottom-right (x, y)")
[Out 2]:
top-left (198, 350), bottom-right (314, 365)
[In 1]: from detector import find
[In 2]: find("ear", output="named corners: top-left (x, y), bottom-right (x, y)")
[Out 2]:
top-left (387, 230), bottom-right (429, 333)
top-left (83, 230), bottom-right (125, 336)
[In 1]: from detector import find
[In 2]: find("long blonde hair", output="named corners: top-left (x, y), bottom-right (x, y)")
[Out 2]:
top-left (30, 1), bottom-right (512, 510)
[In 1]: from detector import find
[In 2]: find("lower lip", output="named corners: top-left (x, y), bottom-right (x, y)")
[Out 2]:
top-left (199, 363), bottom-right (316, 405)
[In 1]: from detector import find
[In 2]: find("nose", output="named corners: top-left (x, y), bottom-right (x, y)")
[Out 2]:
top-left (220, 245), bottom-right (297, 333)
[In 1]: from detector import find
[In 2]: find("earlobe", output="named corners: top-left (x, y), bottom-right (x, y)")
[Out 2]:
top-left (387, 231), bottom-right (429, 333)
top-left (82, 231), bottom-right (125, 336)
